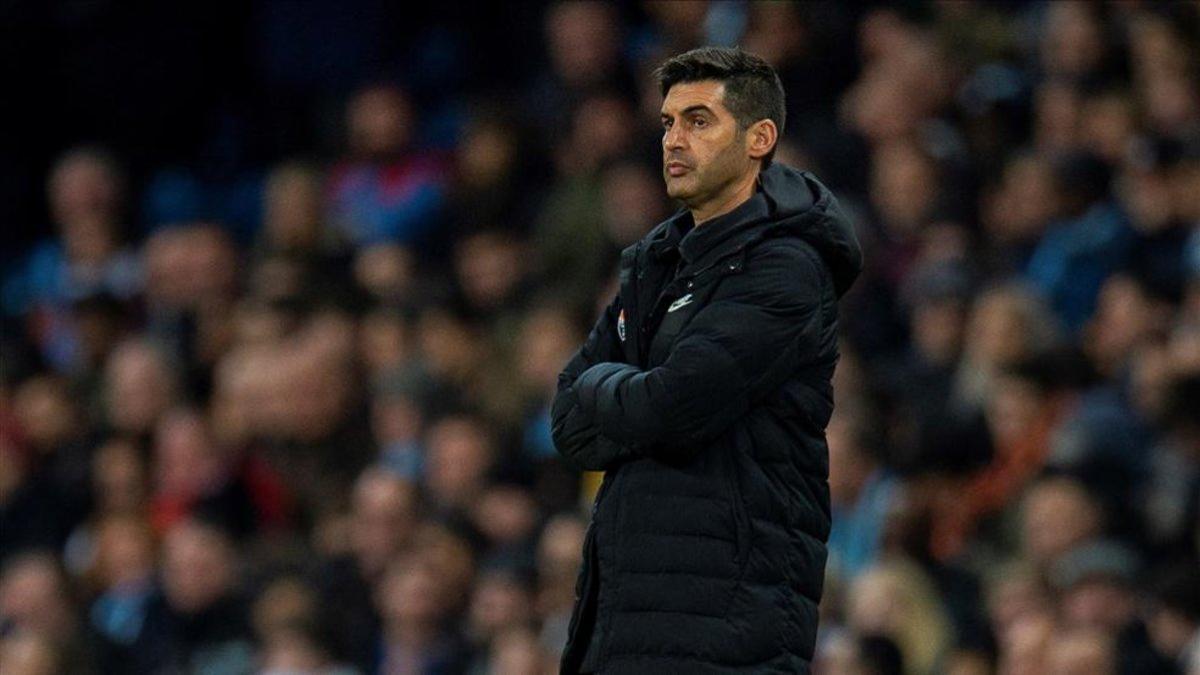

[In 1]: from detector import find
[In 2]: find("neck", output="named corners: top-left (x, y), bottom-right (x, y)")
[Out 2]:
top-left (691, 168), bottom-right (759, 225)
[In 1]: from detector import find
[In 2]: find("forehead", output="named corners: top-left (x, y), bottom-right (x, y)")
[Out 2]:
top-left (661, 80), bottom-right (728, 115)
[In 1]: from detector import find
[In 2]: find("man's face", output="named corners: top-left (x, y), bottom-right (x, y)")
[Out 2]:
top-left (660, 80), bottom-right (752, 207)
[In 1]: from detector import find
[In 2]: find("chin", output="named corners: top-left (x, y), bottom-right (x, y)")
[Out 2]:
top-left (664, 179), bottom-right (693, 202)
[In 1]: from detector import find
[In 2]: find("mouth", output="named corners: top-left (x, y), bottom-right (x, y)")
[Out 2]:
top-left (665, 161), bottom-right (691, 177)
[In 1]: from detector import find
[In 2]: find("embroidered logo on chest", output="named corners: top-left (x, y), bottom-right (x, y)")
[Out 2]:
top-left (667, 294), bottom-right (694, 313)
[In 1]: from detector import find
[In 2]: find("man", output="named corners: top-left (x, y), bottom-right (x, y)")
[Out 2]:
top-left (552, 47), bottom-right (862, 674)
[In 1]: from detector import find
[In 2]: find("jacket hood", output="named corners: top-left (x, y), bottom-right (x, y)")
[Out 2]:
top-left (759, 163), bottom-right (863, 297)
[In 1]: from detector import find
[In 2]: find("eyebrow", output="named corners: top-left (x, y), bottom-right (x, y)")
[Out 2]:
top-left (661, 104), bottom-right (716, 118)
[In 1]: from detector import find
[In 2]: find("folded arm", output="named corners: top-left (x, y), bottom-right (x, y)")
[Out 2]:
top-left (550, 296), bottom-right (633, 471)
top-left (570, 243), bottom-right (830, 460)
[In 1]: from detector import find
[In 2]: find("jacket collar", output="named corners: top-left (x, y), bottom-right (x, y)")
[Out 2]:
top-left (677, 189), bottom-right (770, 264)
top-left (645, 182), bottom-right (772, 266)
top-left (631, 164), bottom-right (862, 296)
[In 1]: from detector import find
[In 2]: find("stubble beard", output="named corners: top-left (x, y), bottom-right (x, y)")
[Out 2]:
top-left (666, 138), bottom-right (745, 213)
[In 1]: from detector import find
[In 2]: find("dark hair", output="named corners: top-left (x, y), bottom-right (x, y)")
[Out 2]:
top-left (654, 46), bottom-right (786, 166)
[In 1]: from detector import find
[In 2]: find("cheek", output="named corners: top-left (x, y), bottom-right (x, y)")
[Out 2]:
top-left (696, 137), bottom-right (724, 163)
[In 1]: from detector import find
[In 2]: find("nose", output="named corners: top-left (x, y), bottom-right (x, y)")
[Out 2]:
top-left (663, 124), bottom-right (685, 152)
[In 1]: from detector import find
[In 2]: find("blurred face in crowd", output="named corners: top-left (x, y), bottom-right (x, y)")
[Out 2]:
top-left (1167, 322), bottom-right (1200, 374)
top-left (372, 392), bottom-right (423, 446)
top-left (286, 313), bottom-right (357, 442)
top-left (0, 632), bottom-right (59, 675)
top-left (813, 632), bottom-right (867, 675)
top-left (642, 1), bottom-right (710, 53)
top-left (247, 257), bottom-right (307, 308)
top-left (1147, 600), bottom-right (1200, 661)
top-left (490, 627), bottom-right (550, 675)
top-left (458, 117), bottom-right (518, 188)
top-left (870, 141), bottom-right (938, 237)
top-left (251, 577), bottom-right (317, 639)
top-left (454, 231), bottom-right (525, 312)
top-left (162, 520), bottom-right (236, 614)
top-left (349, 469), bottom-right (419, 580)
top-left (12, 376), bottom-right (76, 451)
top-left (154, 410), bottom-right (225, 499)
top-left (661, 80), bottom-right (775, 219)
top-left (0, 555), bottom-right (75, 640)
top-left (537, 515), bottom-right (585, 589)
top-left (263, 163), bottom-right (324, 254)
top-left (985, 373), bottom-right (1045, 449)
top-left (986, 154), bottom-right (1060, 246)
top-left (602, 161), bottom-right (668, 246)
top-left (1044, 629), bottom-right (1115, 675)
top-left (964, 286), bottom-right (1056, 369)
top-left (826, 408), bottom-right (874, 507)
top-left (92, 438), bottom-right (147, 514)
top-left (1034, 82), bottom-right (1082, 153)
top-left (258, 627), bottom-right (327, 674)
top-left (143, 224), bottom-right (238, 310)
top-left (378, 554), bottom-right (447, 631)
top-left (741, 2), bottom-right (805, 68)
top-left (209, 351), bottom-right (264, 445)
top-left (230, 299), bottom-right (292, 348)
top-left (910, 297), bottom-right (966, 367)
top-left (1020, 478), bottom-right (1102, 567)
top-left (354, 243), bottom-right (413, 301)
top-left (1041, 3), bottom-right (1105, 78)
top-left (359, 308), bottom-right (411, 375)
top-left (424, 416), bottom-right (493, 510)
top-left (105, 341), bottom-right (176, 435)
top-left (1142, 71), bottom-right (1200, 134)
top-left (471, 484), bottom-right (538, 546)
top-left (92, 515), bottom-right (156, 589)
top-left (1080, 92), bottom-right (1135, 163)
top-left (516, 307), bottom-right (578, 395)
top-left (417, 310), bottom-right (481, 381)
top-left (568, 93), bottom-right (633, 173)
top-left (347, 85), bottom-right (413, 159)
top-left (1085, 275), bottom-right (1162, 376)
top-left (997, 610), bottom-right (1055, 675)
top-left (847, 17), bottom-right (948, 143)
top-left (987, 567), bottom-right (1053, 645)
top-left (468, 570), bottom-right (533, 642)
top-left (1128, 13), bottom-right (1192, 75)
top-left (1128, 341), bottom-right (1173, 422)
top-left (1118, 161), bottom-right (1175, 233)
top-left (1060, 577), bottom-right (1137, 634)
top-left (49, 150), bottom-right (123, 264)
top-left (545, 1), bottom-right (617, 86)
top-left (857, 8), bottom-right (918, 64)
top-left (412, 523), bottom-right (477, 613)
top-left (847, 567), bottom-right (905, 636)
top-left (844, 67), bottom-right (921, 144)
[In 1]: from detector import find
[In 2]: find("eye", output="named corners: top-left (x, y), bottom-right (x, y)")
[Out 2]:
top-left (693, 117), bottom-right (708, 128)
top-left (661, 118), bottom-right (673, 129)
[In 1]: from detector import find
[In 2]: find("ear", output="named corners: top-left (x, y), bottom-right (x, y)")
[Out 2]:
top-left (745, 119), bottom-right (778, 162)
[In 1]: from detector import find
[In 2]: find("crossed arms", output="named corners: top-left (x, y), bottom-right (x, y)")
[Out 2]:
top-left (551, 243), bottom-right (830, 470)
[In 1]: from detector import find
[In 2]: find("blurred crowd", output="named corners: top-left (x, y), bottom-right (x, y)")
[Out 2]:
top-left (2, 2), bottom-right (1199, 674)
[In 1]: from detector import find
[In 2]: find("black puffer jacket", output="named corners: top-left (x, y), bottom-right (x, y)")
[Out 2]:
top-left (552, 164), bottom-right (862, 674)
